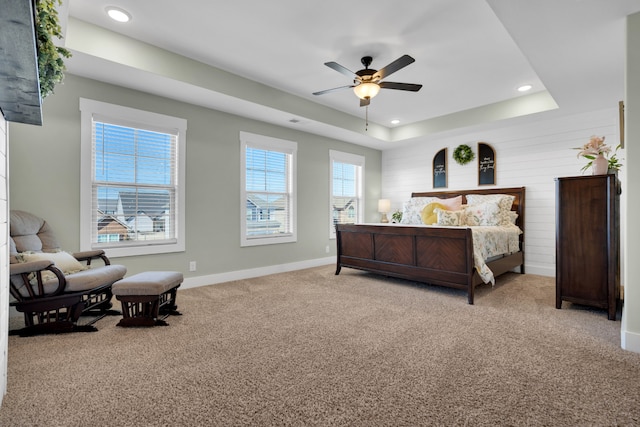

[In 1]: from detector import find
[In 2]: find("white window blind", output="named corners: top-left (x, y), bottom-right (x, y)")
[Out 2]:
top-left (240, 132), bottom-right (297, 246)
top-left (80, 99), bottom-right (186, 257)
top-left (92, 119), bottom-right (177, 246)
top-left (330, 150), bottom-right (364, 238)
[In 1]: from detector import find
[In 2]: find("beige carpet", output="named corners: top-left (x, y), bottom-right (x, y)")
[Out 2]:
top-left (1, 266), bottom-right (639, 426)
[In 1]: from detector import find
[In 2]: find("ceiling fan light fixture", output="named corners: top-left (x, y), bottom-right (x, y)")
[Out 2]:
top-left (353, 82), bottom-right (380, 100)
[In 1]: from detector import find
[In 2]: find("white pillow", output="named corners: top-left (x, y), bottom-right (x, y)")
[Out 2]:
top-left (465, 193), bottom-right (514, 210)
top-left (465, 194), bottom-right (515, 225)
top-left (463, 201), bottom-right (502, 226)
top-left (18, 251), bottom-right (87, 283)
top-left (401, 197), bottom-right (438, 224)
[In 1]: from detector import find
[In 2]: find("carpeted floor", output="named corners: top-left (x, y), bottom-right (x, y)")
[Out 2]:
top-left (1, 266), bottom-right (639, 426)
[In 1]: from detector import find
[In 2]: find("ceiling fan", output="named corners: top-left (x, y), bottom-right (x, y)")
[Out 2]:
top-left (313, 55), bottom-right (423, 107)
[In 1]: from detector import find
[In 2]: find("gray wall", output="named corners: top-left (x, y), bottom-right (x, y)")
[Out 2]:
top-left (8, 74), bottom-right (382, 278)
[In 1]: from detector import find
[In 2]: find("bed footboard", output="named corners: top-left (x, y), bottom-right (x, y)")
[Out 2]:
top-left (336, 223), bottom-right (480, 304)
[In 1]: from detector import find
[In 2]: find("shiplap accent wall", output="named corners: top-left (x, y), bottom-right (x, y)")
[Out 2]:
top-left (382, 107), bottom-right (624, 277)
top-left (0, 115), bottom-right (8, 403)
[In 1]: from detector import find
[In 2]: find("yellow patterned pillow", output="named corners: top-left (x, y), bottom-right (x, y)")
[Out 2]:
top-left (421, 202), bottom-right (446, 225)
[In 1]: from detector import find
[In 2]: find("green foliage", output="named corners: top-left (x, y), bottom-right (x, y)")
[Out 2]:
top-left (391, 210), bottom-right (402, 223)
top-left (607, 144), bottom-right (623, 170)
top-left (453, 144), bottom-right (475, 165)
top-left (36, 0), bottom-right (72, 98)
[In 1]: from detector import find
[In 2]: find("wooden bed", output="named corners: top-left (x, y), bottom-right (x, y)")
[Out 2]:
top-left (335, 187), bottom-right (525, 304)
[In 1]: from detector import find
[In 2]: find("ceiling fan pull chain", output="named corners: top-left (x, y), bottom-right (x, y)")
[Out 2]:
top-left (365, 105), bottom-right (369, 131)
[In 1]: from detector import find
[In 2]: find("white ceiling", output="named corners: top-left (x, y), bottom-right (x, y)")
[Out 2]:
top-left (60, 0), bottom-right (640, 150)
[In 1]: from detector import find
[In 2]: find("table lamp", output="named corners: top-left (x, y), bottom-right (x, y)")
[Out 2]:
top-left (378, 199), bottom-right (391, 223)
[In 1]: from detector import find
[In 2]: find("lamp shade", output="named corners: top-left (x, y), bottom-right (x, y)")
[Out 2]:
top-left (378, 199), bottom-right (391, 213)
top-left (353, 82), bottom-right (380, 100)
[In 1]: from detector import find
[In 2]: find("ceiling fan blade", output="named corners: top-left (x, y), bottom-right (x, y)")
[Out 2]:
top-left (324, 61), bottom-right (359, 79)
top-left (374, 55), bottom-right (415, 81)
top-left (360, 97), bottom-right (370, 107)
top-left (313, 85), bottom-right (355, 96)
top-left (379, 81), bottom-right (423, 92)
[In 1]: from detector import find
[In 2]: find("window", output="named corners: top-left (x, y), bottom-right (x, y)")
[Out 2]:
top-left (80, 99), bottom-right (186, 257)
top-left (240, 131), bottom-right (297, 246)
top-left (330, 150), bottom-right (364, 239)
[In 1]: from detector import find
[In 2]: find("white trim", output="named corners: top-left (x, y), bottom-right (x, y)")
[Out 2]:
top-left (79, 98), bottom-right (187, 257)
top-left (240, 131), bottom-right (297, 247)
top-left (180, 256), bottom-right (334, 290)
top-left (621, 311), bottom-right (640, 354)
top-left (522, 264), bottom-right (554, 277)
top-left (329, 150), bottom-right (365, 239)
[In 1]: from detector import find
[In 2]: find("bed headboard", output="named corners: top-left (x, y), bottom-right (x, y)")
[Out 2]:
top-left (411, 187), bottom-right (526, 233)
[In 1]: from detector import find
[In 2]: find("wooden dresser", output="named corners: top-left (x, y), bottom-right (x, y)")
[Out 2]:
top-left (555, 174), bottom-right (620, 320)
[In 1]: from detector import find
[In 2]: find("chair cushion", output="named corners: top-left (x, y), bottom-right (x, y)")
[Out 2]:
top-left (10, 210), bottom-right (60, 253)
top-left (12, 264), bottom-right (127, 298)
top-left (63, 265), bottom-right (128, 293)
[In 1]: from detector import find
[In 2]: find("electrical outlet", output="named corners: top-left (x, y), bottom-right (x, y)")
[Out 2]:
top-left (325, 245), bottom-right (330, 253)
top-left (189, 261), bottom-right (196, 272)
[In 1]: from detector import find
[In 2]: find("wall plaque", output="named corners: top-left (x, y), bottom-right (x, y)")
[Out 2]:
top-left (433, 148), bottom-right (447, 188)
top-left (478, 142), bottom-right (495, 185)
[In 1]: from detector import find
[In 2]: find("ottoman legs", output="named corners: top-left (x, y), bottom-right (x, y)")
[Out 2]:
top-left (115, 286), bottom-right (181, 327)
top-left (112, 271), bottom-right (183, 328)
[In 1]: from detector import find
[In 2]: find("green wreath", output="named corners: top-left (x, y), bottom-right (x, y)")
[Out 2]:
top-left (453, 144), bottom-right (475, 165)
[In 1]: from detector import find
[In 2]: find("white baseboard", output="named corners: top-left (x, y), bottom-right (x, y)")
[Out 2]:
top-left (621, 312), bottom-right (640, 354)
top-left (180, 259), bottom-right (555, 289)
top-left (180, 256), bottom-right (335, 290)
top-left (523, 263), bottom-right (554, 277)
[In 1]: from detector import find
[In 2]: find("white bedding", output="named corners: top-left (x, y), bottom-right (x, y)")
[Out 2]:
top-left (470, 224), bottom-right (522, 284)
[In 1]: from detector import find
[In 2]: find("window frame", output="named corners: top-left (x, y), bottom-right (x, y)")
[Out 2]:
top-left (79, 98), bottom-right (187, 257)
top-left (240, 131), bottom-right (297, 247)
top-left (329, 150), bottom-right (365, 239)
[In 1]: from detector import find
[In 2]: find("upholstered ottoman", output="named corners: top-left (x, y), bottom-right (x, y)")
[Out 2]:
top-left (112, 271), bottom-right (182, 327)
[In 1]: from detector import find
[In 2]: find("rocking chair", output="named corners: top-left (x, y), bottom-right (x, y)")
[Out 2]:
top-left (9, 210), bottom-right (127, 336)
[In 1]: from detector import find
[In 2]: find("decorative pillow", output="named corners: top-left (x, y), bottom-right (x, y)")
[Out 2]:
top-left (17, 251), bottom-right (87, 283)
top-left (466, 193), bottom-right (514, 210)
top-left (421, 202), bottom-right (446, 225)
top-left (463, 201), bottom-right (502, 226)
top-left (465, 194), bottom-right (515, 225)
top-left (435, 195), bottom-right (463, 211)
top-left (507, 211), bottom-right (518, 225)
top-left (435, 208), bottom-right (464, 226)
top-left (400, 197), bottom-right (438, 224)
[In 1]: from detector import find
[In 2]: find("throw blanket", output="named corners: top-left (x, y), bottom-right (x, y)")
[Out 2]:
top-left (470, 224), bottom-right (522, 284)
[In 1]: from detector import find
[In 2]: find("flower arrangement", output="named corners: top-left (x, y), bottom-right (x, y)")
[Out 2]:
top-left (575, 136), bottom-right (622, 173)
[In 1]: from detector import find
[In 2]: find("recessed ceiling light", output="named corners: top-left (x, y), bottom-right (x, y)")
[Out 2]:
top-left (106, 6), bottom-right (131, 23)
top-left (517, 84), bottom-right (532, 92)
top-left (391, 119), bottom-right (400, 125)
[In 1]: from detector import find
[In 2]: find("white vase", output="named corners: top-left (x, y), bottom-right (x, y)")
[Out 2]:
top-left (592, 153), bottom-right (608, 175)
